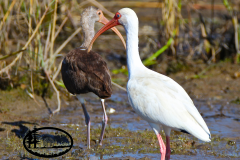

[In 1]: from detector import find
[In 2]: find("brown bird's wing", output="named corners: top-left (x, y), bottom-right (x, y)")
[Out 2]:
top-left (61, 47), bottom-right (112, 98)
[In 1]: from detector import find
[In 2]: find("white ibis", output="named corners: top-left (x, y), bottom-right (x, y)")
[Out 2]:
top-left (89, 8), bottom-right (211, 160)
top-left (61, 6), bottom-right (126, 149)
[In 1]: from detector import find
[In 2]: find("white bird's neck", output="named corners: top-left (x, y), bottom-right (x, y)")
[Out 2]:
top-left (123, 18), bottom-right (145, 78)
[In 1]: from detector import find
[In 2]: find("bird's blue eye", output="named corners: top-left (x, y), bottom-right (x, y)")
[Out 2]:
top-left (117, 14), bottom-right (120, 18)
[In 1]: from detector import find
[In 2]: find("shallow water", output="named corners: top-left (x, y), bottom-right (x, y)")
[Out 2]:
top-left (36, 86), bottom-right (240, 160)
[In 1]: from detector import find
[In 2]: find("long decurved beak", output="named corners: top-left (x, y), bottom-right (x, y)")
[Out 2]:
top-left (88, 17), bottom-right (124, 52)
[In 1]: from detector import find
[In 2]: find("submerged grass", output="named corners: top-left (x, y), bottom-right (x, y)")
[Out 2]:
top-left (230, 97), bottom-right (240, 104)
top-left (0, 124), bottom-right (238, 159)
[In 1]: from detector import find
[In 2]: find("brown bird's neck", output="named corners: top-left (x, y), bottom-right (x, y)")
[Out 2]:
top-left (80, 16), bottom-right (95, 50)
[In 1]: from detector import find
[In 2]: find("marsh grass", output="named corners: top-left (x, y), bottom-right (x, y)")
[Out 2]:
top-left (0, 0), bottom-right (88, 113)
top-left (0, 0), bottom-right (240, 90)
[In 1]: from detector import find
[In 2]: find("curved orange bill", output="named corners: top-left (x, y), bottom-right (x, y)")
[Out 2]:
top-left (88, 16), bottom-right (125, 52)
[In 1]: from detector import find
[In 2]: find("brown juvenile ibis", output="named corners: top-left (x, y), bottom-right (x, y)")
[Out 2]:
top-left (61, 6), bottom-right (126, 149)
top-left (89, 8), bottom-right (211, 160)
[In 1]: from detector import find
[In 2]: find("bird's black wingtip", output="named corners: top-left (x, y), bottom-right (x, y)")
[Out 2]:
top-left (180, 129), bottom-right (190, 134)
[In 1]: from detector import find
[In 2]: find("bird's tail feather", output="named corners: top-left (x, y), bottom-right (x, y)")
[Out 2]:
top-left (185, 121), bottom-right (211, 142)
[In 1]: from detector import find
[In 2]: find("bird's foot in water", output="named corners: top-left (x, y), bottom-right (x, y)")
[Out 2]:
top-left (50, 108), bottom-right (60, 117)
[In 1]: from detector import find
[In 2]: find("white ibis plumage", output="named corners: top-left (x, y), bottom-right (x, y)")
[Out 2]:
top-left (61, 6), bottom-right (126, 149)
top-left (89, 8), bottom-right (211, 160)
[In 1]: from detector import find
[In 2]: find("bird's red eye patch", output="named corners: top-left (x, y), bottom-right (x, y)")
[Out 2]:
top-left (115, 12), bottom-right (121, 19)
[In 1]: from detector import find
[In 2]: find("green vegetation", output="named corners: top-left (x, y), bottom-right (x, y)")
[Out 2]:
top-left (0, 124), bottom-right (238, 159)
top-left (231, 98), bottom-right (240, 104)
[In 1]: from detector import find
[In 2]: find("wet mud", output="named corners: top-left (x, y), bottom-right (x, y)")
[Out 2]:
top-left (0, 62), bottom-right (240, 159)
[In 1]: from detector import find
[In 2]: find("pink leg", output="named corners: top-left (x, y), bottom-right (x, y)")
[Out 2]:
top-left (166, 136), bottom-right (171, 160)
top-left (157, 134), bottom-right (166, 160)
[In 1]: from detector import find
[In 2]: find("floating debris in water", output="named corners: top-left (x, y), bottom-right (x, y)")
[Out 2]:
top-left (106, 108), bottom-right (116, 114)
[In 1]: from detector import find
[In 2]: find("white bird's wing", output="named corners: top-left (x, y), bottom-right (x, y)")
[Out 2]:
top-left (127, 70), bottom-right (211, 141)
top-left (158, 73), bottom-right (210, 134)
